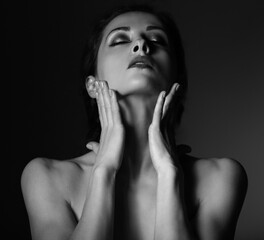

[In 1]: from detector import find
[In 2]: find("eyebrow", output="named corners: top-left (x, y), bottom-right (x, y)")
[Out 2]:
top-left (146, 26), bottom-right (166, 32)
top-left (106, 27), bottom-right (130, 39)
top-left (106, 25), bottom-right (167, 39)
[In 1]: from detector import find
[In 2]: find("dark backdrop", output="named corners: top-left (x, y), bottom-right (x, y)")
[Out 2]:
top-left (4, 0), bottom-right (264, 239)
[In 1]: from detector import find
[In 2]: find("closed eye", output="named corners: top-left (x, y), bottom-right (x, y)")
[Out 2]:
top-left (149, 36), bottom-right (168, 46)
top-left (109, 34), bottom-right (131, 46)
top-left (109, 40), bottom-right (130, 46)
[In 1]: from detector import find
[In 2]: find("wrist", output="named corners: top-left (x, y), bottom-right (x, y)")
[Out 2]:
top-left (157, 165), bottom-right (183, 187)
top-left (157, 164), bottom-right (178, 178)
top-left (93, 166), bottom-right (117, 182)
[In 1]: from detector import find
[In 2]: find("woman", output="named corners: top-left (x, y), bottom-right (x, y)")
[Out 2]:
top-left (21, 5), bottom-right (247, 240)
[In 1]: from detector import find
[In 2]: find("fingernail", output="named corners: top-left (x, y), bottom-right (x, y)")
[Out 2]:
top-left (86, 143), bottom-right (92, 149)
top-left (175, 83), bottom-right (180, 90)
top-left (86, 76), bottom-right (95, 84)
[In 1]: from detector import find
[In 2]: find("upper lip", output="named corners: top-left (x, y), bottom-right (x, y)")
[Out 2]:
top-left (127, 56), bottom-right (154, 69)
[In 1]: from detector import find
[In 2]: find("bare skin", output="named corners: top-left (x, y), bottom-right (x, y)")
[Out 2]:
top-left (21, 147), bottom-right (247, 240)
top-left (21, 12), bottom-right (247, 240)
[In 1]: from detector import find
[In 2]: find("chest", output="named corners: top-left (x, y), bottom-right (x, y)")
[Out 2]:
top-left (114, 185), bottom-right (157, 240)
top-left (70, 180), bottom-right (157, 240)
top-left (69, 174), bottom-right (199, 240)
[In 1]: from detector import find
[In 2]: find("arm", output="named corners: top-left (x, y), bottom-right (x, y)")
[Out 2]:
top-left (155, 169), bottom-right (195, 240)
top-left (194, 158), bottom-right (248, 240)
top-left (149, 86), bottom-right (196, 240)
top-left (70, 168), bottom-right (117, 240)
top-left (154, 158), bottom-right (247, 240)
top-left (22, 159), bottom-right (117, 240)
top-left (149, 87), bottom-right (247, 240)
top-left (21, 158), bottom-right (76, 240)
top-left (22, 80), bottom-right (124, 240)
top-left (72, 79), bottom-right (124, 240)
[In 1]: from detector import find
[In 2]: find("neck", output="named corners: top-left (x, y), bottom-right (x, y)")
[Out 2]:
top-left (118, 93), bottom-right (158, 183)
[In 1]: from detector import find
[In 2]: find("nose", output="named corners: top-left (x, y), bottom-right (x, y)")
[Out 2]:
top-left (132, 39), bottom-right (150, 55)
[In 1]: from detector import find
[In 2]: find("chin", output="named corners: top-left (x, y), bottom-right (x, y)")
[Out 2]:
top-left (133, 74), bottom-right (164, 89)
top-left (119, 79), bottom-right (161, 97)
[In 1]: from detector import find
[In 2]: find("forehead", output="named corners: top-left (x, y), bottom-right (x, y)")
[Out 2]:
top-left (102, 12), bottom-right (164, 35)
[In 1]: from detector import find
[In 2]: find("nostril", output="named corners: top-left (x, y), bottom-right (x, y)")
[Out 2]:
top-left (132, 40), bottom-right (150, 54)
top-left (133, 45), bottom-right (139, 52)
top-left (143, 45), bottom-right (148, 53)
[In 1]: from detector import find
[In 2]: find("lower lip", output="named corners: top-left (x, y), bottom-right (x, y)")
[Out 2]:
top-left (129, 64), bottom-right (152, 69)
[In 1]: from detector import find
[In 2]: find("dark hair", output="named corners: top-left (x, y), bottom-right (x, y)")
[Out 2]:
top-left (81, 4), bottom-right (188, 154)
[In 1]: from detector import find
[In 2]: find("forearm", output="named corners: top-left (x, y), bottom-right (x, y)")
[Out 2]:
top-left (70, 167), bottom-right (116, 240)
top-left (155, 169), bottom-right (196, 240)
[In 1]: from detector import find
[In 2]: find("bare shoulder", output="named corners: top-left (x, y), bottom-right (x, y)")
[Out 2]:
top-left (182, 155), bottom-right (248, 206)
top-left (21, 153), bottom-right (95, 239)
top-left (21, 157), bottom-right (70, 208)
top-left (187, 156), bottom-right (248, 239)
top-left (21, 157), bottom-right (56, 193)
top-left (194, 156), bottom-right (246, 175)
top-left (21, 157), bottom-right (70, 192)
top-left (193, 157), bottom-right (248, 192)
top-left (21, 152), bottom-right (95, 198)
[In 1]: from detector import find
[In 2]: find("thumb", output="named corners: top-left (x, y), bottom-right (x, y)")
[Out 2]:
top-left (86, 141), bottom-right (99, 154)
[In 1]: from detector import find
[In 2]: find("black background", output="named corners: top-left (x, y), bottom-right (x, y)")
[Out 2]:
top-left (4, 0), bottom-right (264, 239)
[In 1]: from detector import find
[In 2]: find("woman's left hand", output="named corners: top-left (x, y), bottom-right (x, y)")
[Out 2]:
top-left (148, 83), bottom-right (180, 174)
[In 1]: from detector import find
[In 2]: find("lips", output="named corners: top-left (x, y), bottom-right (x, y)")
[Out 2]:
top-left (128, 56), bottom-right (153, 69)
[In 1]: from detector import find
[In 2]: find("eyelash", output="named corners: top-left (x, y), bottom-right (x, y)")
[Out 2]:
top-left (109, 36), bottom-right (167, 47)
top-left (109, 39), bottom-right (130, 46)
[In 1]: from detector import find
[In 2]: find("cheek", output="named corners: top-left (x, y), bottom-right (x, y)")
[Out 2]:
top-left (157, 53), bottom-right (173, 82)
top-left (97, 53), bottom-right (125, 88)
top-left (162, 53), bottom-right (172, 72)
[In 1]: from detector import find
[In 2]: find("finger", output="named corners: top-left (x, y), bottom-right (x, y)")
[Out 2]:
top-left (101, 81), bottom-right (113, 125)
top-left (96, 83), bottom-right (107, 128)
top-left (96, 90), bottom-right (107, 147)
top-left (110, 89), bottom-right (122, 124)
top-left (162, 83), bottom-right (180, 118)
top-left (152, 91), bottom-right (166, 127)
top-left (85, 76), bottom-right (97, 98)
top-left (86, 141), bottom-right (99, 154)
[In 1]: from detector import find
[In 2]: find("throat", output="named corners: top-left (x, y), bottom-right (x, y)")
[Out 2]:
top-left (119, 134), bottom-right (156, 183)
top-left (117, 95), bottom-right (158, 184)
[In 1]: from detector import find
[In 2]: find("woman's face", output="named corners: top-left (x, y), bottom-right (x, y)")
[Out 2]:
top-left (96, 12), bottom-right (175, 96)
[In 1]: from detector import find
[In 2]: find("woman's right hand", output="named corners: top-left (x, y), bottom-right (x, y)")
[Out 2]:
top-left (86, 77), bottom-right (125, 173)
